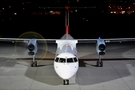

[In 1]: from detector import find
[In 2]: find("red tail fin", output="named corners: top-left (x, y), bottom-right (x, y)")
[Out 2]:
top-left (66, 25), bottom-right (69, 34)
top-left (65, 6), bottom-right (69, 34)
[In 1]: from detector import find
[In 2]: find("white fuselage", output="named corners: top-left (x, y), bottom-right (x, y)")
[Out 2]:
top-left (54, 34), bottom-right (79, 80)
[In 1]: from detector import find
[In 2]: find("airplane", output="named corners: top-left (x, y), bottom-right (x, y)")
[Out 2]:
top-left (0, 6), bottom-right (135, 85)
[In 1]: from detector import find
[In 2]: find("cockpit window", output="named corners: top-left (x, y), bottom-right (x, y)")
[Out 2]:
top-left (55, 57), bottom-right (59, 62)
top-left (67, 58), bottom-right (73, 62)
top-left (67, 57), bottom-right (78, 63)
top-left (55, 57), bottom-right (78, 63)
top-left (73, 57), bottom-right (78, 62)
top-left (59, 58), bottom-right (66, 63)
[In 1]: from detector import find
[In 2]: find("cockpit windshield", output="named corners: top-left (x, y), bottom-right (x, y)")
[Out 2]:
top-left (67, 58), bottom-right (77, 62)
top-left (55, 57), bottom-right (78, 63)
top-left (55, 57), bottom-right (66, 63)
top-left (59, 58), bottom-right (66, 63)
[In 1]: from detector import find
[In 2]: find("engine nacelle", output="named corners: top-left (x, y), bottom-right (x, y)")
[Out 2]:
top-left (27, 39), bottom-right (38, 55)
top-left (96, 38), bottom-right (106, 55)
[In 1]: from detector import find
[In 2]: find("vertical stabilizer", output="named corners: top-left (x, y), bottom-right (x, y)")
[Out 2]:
top-left (65, 6), bottom-right (69, 35)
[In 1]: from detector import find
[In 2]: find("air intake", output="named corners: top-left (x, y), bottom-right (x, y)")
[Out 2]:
top-left (28, 44), bottom-right (35, 51)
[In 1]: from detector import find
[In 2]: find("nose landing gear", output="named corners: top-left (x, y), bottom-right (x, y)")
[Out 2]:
top-left (63, 79), bottom-right (69, 85)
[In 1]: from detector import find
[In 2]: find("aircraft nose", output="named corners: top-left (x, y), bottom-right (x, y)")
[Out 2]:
top-left (60, 70), bottom-right (73, 79)
top-left (59, 73), bottom-right (72, 80)
top-left (56, 64), bottom-right (78, 80)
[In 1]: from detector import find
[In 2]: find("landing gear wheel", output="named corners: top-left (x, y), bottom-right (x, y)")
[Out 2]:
top-left (97, 61), bottom-right (100, 67)
top-left (31, 61), bottom-right (37, 67)
top-left (97, 60), bottom-right (103, 67)
top-left (100, 60), bottom-right (103, 67)
top-left (63, 79), bottom-right (69, 85)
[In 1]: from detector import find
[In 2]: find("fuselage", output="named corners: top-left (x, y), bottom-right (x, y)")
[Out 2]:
top-left (54, 34), bottom-right (79, 80)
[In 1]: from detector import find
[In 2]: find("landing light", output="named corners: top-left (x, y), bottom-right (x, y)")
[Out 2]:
top-left (105, 40), bottom-right (110, 43)
top-left (23, 40), bottom-right (28, 43)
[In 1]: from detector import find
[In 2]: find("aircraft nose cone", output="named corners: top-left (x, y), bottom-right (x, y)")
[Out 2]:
top-left (60, 65), bottom-right (74, 79)
top-left (60, 71), bottom-right (74, 79)
top-left (56, 65), bottom-right (77, 79)
top-left (54, 62), bottom-right (79, 80)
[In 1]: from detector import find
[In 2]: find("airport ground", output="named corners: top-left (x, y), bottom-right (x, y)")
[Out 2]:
top-left (0, 41), bottom-right (135, 90)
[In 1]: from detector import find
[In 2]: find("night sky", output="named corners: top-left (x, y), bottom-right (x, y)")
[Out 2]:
top-left (0, 0), bottom-right (135, 39)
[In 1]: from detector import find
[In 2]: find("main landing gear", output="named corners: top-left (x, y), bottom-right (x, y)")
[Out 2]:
top-left (63, 79), bottom-right (69, 85)
top-left (97, 55), bottom-right (103, 67)
top-left (31, 55), bottom-right (37, 67)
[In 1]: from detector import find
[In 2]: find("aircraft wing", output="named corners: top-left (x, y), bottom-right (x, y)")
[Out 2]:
top-left (77, 38), bottom-right (135, 43)
top-left (0, 38), bottom-right (57, 43)
top-left (0, 38), bottom-right (135, 43)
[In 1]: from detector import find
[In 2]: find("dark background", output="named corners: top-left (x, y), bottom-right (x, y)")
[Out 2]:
top-left (0, 0), bottom-right (135, 39)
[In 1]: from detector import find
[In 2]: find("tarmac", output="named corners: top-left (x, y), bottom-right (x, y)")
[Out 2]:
top-left (0, 41), bottom-right (135, 90)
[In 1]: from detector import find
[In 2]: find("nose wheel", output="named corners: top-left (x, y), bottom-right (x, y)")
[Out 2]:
top-left (63, 79), bottom-right (69, 85)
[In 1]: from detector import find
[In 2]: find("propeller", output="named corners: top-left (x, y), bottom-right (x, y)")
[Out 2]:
top-left (14, 31), bottom-right (48, 60)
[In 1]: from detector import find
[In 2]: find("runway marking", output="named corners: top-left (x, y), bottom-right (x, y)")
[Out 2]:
top-left (126, 64), bottom-right (135, 76)
top-left (109, 62), bottom-right (132, 90)
top-left (0, 52), bottom-right (16, 67)
top-left (29, 65), bottom-right (39, 90)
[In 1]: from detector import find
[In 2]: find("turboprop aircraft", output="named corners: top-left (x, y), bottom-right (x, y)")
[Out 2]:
top-left (0, 6), bottom-right (135, 85)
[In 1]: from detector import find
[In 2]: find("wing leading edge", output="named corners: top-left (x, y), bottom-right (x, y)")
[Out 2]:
top-left (0, 37), bottom-right (135, 43)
